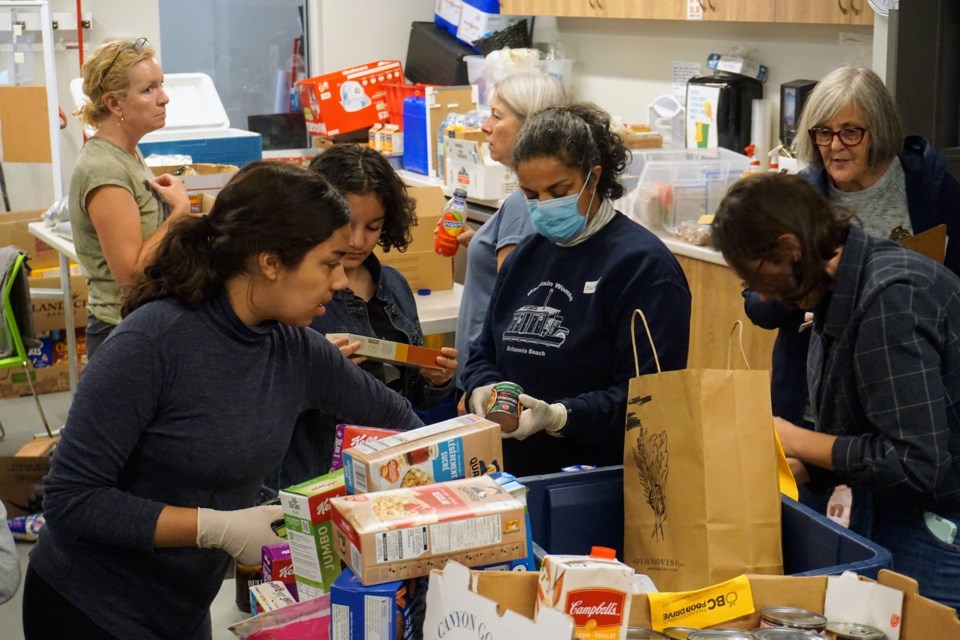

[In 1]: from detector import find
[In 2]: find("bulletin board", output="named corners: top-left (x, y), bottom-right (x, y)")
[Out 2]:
top-left (0, 85), bottom-right (52, 163)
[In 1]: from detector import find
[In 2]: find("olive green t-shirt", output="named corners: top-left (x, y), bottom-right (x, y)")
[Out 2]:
top-left (69, 136), bottom-right (164, 325)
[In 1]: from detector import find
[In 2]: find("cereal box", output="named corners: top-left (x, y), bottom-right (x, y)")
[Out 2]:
top-left (342, 414), bottom-right (502, 495)
top-left (331, 425), bottom-right (402, 473)
top-left (330, 567), bottom-right (426, 640)
top-left (250, 580), bottom-right (297, 616)
top-left (330, 475), bottom-right (527, 585)
top-left (262, 542), bottom-right (298, 601)
top-left (280, 470), bottom-right (347, 598)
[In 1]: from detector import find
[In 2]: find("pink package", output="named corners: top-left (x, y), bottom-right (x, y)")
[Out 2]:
top-left (329, 424), bottom-right (400, 471)
top-left (230, 593), bottom-right (330, 640)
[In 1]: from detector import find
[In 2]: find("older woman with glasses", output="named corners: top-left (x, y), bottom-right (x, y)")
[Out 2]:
top-left (743, 65), bottom-right (960, 522)
top-left (70, 38), bottom-right (191, 359)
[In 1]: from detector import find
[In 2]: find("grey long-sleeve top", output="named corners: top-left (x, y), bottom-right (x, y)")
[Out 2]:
top-left (29, 292), bottom-right (422, 639)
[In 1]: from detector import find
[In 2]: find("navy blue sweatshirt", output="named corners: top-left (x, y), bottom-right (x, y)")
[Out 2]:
top-left (30, 293), bottom-right (422, 640)
top-left (462, 213), bottom-right (691, 476)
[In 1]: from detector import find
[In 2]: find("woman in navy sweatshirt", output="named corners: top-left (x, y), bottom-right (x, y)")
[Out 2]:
top-left (461, 103), bottom-right (691, 477)
top-left (22, 162), bottom-right (422, 640)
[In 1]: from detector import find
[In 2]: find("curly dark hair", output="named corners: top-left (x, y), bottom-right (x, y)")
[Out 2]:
top-left (512, 102), bottom-right (629, 200)
top-left (308, 145), bottom-right (416, 253)
top-left (122, 161), bottom-right (351, 316)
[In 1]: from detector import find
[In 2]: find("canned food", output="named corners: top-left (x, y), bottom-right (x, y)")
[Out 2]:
top-left (753, 628), bottom-right (827, 639)
top-left (627, 627), bottom-right (671, 639)
top-left (484, 382), bottom-right (523, 432)
top-left (689, 630), bottom-right (757, 639)
top-left (664, 627), bottom-right (701, 640)
top-left (824, 622), bottom-right (885, 639)
top-left (234, 561), bottom-right (261, 612)
top-left (760, 607), bottom-right (828, 631)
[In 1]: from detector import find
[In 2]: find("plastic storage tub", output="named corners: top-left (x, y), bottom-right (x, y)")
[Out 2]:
top-left (518, 465), bottom-right (893, 579)
top-left (630, 148), bottom-right (748, 239)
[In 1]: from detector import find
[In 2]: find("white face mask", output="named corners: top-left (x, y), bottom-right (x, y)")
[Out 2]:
top-left (525, 174), bottom-right (596, 243)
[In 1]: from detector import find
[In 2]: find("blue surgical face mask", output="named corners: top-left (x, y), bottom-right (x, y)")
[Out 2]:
top-left (525, 174), bottom-right (595, 244)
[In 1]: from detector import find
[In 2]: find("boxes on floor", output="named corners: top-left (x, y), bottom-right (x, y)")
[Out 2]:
top-left (330, 567), bottom-right (426, 640)
top-left (0, 437), bottom-right (58, 518)
top-left (444, 136), bottom-right (517, 201)
top-left (298, 60), bottom-right (404, 139)
top-left (280, 470), bottom-right (347, 599)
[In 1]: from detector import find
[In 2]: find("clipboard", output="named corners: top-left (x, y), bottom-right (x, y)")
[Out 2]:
top-left (899, 224), bottom-right (947, 264)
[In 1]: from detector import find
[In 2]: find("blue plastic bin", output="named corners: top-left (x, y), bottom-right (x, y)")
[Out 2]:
top-left (403, 96), bottom-right (429, 175)
top-left (518, 465), bottom-right (893, 579)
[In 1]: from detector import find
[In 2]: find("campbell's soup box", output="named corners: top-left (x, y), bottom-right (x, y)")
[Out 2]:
top-left (280, 469), bottom-right (347, 599)
top-left (298, 60), bottom-right (402, 138)
top-left (331, 424), bottom-right (401, 472)
top-left (537, 551), bottom-right (635, 640)
top-left (262, 542), bottom-right (298, 602)
top-left (330, 475), bottom-right (527, 585)
top-left (341, 414), bottom-right (503, 495)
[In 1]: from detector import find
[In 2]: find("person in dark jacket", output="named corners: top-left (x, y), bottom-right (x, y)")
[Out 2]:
top-left (461, 103), bottom-right (691, 477)
top-left (268, 145), bottom-right (458, 490)
top-left (745, 65), bottom-right (960, 450)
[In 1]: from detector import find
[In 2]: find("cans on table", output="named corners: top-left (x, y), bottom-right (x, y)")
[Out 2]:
top-left (754, 628), bottom-right (830, 639)
top-left (484, 382), bottom-right (523, 432)
top-left (688, 630), bottom-right (758, 639)
top-left (664, 628), bottom-right (701, 640)
top-left (824, 622), bottom-right (886, 640)
top-left (760, 607), bottom-right (828, 632)
top-left (628, 628), bottom-right (671, 639)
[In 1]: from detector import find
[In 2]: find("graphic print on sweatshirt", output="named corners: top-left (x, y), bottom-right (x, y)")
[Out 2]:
top-left (502, 280), bottom-right (573, 350)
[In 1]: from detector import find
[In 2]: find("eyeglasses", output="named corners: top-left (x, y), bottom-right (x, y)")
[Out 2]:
top-left (98, 37), bottom-right (149, 93)
top-left (808, 126), bottom-right (868, 147)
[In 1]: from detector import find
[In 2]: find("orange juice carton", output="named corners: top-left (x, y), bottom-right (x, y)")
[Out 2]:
top-left (340, 414), bottom-right (502, 495)
top-left (331, 424), bottom-right (402, 473)
top-left (280, 469), bottom-right (347, 599)
top-left (330, 475), bottom-right (528, 585)
top-left (537, 547), bottom-right (635, 640)
top-left (298, 60), bottom-right (403, 138)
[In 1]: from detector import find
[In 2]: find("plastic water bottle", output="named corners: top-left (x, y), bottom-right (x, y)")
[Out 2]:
top-left (434, 189), bottom-right (468, 257)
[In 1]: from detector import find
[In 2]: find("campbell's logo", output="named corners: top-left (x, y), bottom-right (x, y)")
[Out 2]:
top-left (566, 589), bottom-right (625, 627)
top-left (316, 499), bottom-right (332, 517)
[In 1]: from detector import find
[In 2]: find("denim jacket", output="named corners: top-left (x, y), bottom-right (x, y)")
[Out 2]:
top-left (266, 254), bottom-right (452, 490)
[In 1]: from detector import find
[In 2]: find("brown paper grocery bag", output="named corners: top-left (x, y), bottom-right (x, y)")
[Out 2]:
top-left (624, 311), bottom-right (783, 592)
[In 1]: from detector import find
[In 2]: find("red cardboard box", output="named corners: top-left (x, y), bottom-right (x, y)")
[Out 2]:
top-left (298, 60), bottom-right (404, 138)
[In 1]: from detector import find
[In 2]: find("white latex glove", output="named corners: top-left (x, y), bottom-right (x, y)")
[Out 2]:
top-left (468, 383), bottom-right (496, 416)
top-left (512, 394), bottom-right (567, 441)
top-left (196, 505), bottom-right (284, 565)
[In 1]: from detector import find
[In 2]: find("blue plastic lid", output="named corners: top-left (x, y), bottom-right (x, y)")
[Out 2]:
top-left (417, 288), bottom-right (432, 296)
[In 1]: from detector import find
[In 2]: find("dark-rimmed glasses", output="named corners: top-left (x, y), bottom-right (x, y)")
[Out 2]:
top-left (98, 37), bottom-right (149, 93)
top-left (808, 126), bottom-right (868, 148)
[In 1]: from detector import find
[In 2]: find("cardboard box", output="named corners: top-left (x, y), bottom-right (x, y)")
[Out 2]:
top-left (330, 567), bottom-right (425, 640)
top-left (30, 274), bottom-right (88, 333)
top-left (249, 581), bottom-right (297, 615)
top-left (330, 475), bottom-right (528, 585)
top-left (331, 425), bottom-right (402, 473)
top-left (280, 470), bottom-right (347, 599)
top-left (444, 137), bottom-right (518, 201)
top-left (149, 163), bottom-right (238, 195)
top-left (0, 210), bottom-right (59, 268)
top-left (262, 543), bottom-right (298, 602)
top-left (373, 249), bottom-right (453, 292)
top-left (470, 570), bottom-right (960, 640)
top-left (341, 414), bottom-right (503, 495)
top-left (0, 358), bottom-right (78, 400)
top-left (0, 436), bottom-right (58, 518)
top-left (327, 333), bottom-right (444, 370)
top-left (298, 60), bottom-right (404, 139)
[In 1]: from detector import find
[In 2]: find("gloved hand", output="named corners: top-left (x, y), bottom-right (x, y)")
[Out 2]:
top-left (196, 505), bottom-right (284, 565)
top-left (511, 394), bottom-right (567, 441)
top-left (468, 383), bottom-right (496, 416)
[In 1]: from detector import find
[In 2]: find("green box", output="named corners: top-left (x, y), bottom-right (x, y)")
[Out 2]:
top-left (280, 469), bottom-right (346, 596)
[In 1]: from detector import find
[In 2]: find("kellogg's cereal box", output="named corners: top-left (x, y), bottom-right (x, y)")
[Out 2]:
top-left (331, 424), bottom-right (401, 473)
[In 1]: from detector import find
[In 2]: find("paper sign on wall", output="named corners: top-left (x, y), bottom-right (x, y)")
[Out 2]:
top-left (0, 86), bottom-right (51, 163)
top-left (685, 85), bottom-right (719, 150)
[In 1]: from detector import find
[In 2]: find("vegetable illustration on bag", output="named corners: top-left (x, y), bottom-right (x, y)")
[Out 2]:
top-left (627, 393), bottom-right (669, 541)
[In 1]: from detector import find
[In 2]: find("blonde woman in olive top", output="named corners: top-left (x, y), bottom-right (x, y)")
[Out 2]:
top-left (69, 38), bottom-right (190, 358)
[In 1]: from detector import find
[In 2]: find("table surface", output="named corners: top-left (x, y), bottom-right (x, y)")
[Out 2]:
top-left (26, 222), bottom-right (461, 335)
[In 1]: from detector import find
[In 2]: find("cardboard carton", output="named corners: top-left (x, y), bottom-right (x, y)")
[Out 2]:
top-left (444, 137), bottom-right (518, 201)
top-left (0, 210), bottom-right (59, 268)
top-left (341, 414), bottom-right (503, 494)
top-left (373, 248), bottom-right (453, 292)
top-left (0, 356), bottom-right (80, 400)
top-left (330, 567), bottom-right (424, 640)
top-left (327, 333), bottom-right (444, 371)
top-left (30, 274), bottom-right (88, 332)
top-left (330, 475), bottom-right (528, 585)
top-left (330, 424), bottom-right (402, 473)
top-left (0, 436), bottom-right (59, 518)
top-left (149, 163), bottom-right (238, 194)
top-left (298, 60), bottom-right (404, 139)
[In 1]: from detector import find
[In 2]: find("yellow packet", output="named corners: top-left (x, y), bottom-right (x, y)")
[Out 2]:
top-left (647, 574), bottom-right (754, 631)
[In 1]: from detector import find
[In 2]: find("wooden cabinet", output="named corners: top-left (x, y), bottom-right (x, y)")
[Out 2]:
top-left (499, 0), bottom-right (595, 17)
top-left (700, 0), bottom-right (775, 23)
top-left (500, 0), bottom-right (685, 19)
top-left (776, 0), bottom-right (874, 25)
top-left (674, 254), bottom-right (776, 371)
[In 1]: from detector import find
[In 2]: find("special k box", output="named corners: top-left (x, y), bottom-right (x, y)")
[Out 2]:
top-left (262, 543), bottom-right (298, 602)
top-left (331, 425), bottom-right (402, 473)
top-left (298, 60), bottom-right (403, 139)
top-left (330, 475), bottom-right (528, 585)
top-left (341, 414), bottom-right (502, 495)
top-left (280, 469), bottom-right (347, 599)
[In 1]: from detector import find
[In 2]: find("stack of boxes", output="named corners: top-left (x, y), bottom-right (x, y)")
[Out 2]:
top-left (373, 186), bottom-right (453, 292)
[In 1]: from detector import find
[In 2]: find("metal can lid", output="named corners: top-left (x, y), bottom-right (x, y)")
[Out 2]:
top-left (761, 607), bottom-right (828, 630)
top-left (664, 627), bottom-right (700, 640)
top-left (824, 622), bottom-right (886, 640)
top-left (627, 628), bottom-right (671, 639)
top-left (689, 630), bottom-right (758, 639)
top-left (753, 628), bottom-right (827, 640)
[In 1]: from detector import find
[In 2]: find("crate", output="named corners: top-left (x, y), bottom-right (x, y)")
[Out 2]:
top-left (384, 83), bottom-right (432, 128)
top-left (518, 465), bottom-right (893, 579)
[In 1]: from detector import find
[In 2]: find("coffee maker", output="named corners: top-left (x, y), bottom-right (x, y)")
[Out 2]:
top-left (780, 80), bottom-right (817, 148)
top-left (686, 72), bottom-right (763, 155)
